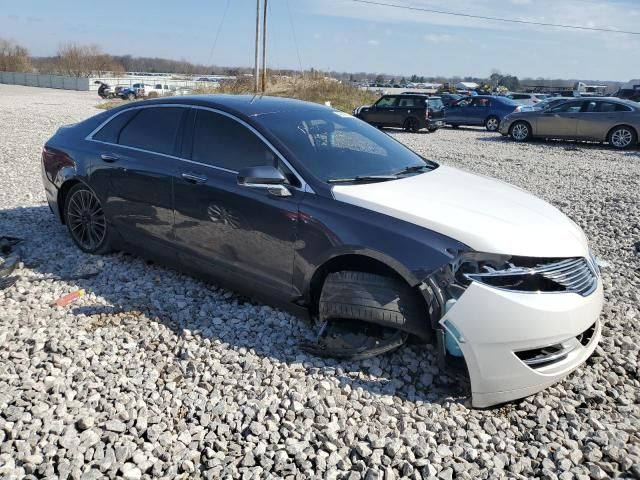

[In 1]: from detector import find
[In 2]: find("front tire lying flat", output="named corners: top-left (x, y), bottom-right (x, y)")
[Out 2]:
top-left (64, 183), bottom-right (112, 254)
top-left (319, 271), bottom-right (430, 341)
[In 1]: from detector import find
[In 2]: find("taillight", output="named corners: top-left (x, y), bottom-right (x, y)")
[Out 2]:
top-left (425, 109), bottom-right (429, 119)
top-left (42, 146), bottom-right (74, 182)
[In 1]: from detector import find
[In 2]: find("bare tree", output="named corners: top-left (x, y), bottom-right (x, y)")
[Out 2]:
top-left (0, 37), bottom-right (32, 72)
top-left (55, 43), bottom-right (124, 77)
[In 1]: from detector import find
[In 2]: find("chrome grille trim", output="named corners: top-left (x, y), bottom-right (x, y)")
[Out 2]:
top-left (538, 258), bottom-right (597, 296)
top-left (466, 257), bottom-right (598, 296)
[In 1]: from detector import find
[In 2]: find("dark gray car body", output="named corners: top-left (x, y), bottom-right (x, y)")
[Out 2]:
top-left (41, 95), bottom-right (468, 323)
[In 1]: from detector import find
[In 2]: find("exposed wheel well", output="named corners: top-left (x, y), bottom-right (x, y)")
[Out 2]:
top-left (607, 124), bottom-right (638, 141)
top-left (56, 179), bottom-right (82, 224)
top-left (307, 254), bottom-right (412, 317)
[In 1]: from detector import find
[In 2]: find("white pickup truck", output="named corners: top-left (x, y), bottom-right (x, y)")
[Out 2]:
top-left (131, 83), bottom-right (172, 98)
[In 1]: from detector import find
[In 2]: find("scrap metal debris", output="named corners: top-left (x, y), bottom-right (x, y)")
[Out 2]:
top-left (0, 236), bottom-right (23, 290)
top-left (53, 289), bottom-right (85, 307)
top-left (301, 319), bottom-right (407, 361)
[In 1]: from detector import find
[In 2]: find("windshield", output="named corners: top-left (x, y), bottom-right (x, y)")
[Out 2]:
top-left (255, 109), bottom-right (436, 183)
top-left (428, 98), bottom-right (444, 109)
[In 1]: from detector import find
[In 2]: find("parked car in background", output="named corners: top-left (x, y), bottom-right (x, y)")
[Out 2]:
top-left (353, 94), bottom-right (443, 132)
top-left (172, 86), bottom-right (194, 96)
top-left (41, 95), bottom-right (603, 408)
top-left (507, 93), bottom-right (549, 106)
top-left (439, 93), bottom-right (463, 108)
top-left (128, 83), bottom-right (172, 98)
top-left (445, 95), bottom-right (520, 131)
top-left (500, 97), bottom-right (640, 149)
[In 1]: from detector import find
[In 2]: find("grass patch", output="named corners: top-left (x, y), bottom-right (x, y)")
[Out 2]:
top-left (96, 77), bottom-right (379, 113)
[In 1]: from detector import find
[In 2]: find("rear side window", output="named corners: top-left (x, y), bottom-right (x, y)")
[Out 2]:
top-left (191, 110), bottom-right (276, 171)
top-left (92, 109), bottom-right (138, 143)
top-left (427, 98), bottom-right (443, 109)
top-left (598, 102), bottom-right (632, 112)
top-left (118, 107), bottom-right (185, 155)
top-left (397, 97), bottom-right (417, 107)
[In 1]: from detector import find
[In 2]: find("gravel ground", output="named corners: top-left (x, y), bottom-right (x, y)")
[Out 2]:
top-left (1, 84), bottom-right (639, 479)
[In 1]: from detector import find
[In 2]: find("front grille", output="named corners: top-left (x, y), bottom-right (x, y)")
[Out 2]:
top-left (463, 256), bottom-right (598, 296)
top-left (535, 257), bottom-right (598, 296)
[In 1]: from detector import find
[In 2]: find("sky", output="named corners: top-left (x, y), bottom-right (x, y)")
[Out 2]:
top-left (0, 0), bottom-right (638, 81)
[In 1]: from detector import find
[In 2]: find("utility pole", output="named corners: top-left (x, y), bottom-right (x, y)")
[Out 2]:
top-left (254, 0), bottom-right (261, 94)
top-left (261, 0), bottom-right (268, 93)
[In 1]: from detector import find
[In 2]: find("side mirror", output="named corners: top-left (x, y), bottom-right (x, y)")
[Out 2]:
top-left (237, 165), bottom-right (291, 197)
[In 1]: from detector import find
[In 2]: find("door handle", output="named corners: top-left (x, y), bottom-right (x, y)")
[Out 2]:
top-left (181, 172), bottom-right (208, 184)
top-left (100, 153), bottom-right (119, 163)
top-left (388, 109), bottom-right (395, 112)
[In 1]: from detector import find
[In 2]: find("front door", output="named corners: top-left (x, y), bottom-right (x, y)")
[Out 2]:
top-left (172, 108), bottom-right (302, 299)
top-left (366, 96), bottom-right (398, 126)
top-left (537, 100), bottom-right (584, 137)
top-left (89, 105), bottom-right (187, 252)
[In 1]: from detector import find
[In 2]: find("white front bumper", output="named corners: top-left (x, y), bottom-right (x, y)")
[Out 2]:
top-left (441, 280), bottom-right (603, 407)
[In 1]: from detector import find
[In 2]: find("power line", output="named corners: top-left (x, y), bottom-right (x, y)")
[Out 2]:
top-left (206, 0), bottom-right (231, 66)
top-left (348, 0), bottom-right (640, 35)
top-left (285, 0), bottom-right (304, 73)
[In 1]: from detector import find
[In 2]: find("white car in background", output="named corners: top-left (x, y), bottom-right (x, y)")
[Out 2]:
top-left (507, 93), bottom-right (549, 106)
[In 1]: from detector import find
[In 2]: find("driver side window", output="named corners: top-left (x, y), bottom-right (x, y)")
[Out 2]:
top-left (375, 96), bottom-right (397, 108)
top-left (192, 110), bottom-right (276, 171)
top-left (550, 101), bottom-right (583, 113)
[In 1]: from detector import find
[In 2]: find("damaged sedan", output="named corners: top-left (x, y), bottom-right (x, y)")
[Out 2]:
top-left (41, 95), bottom-right (603, 407)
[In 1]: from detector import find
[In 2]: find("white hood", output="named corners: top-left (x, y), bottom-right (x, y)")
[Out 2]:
top-left (332, 165), bottom-right (589, 258)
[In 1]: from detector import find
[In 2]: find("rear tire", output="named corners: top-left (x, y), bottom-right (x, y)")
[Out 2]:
top-left (485, 115), bottom-right (499, 132)
top-left (608, 125), bottom-right (637, 150)
top-left (403, 117), bottom-right (420, 133)
top-left (319, 271), bottom-right (431, 341)
top-left (127, 92), bottom-right (136, 101)
top-left (509, 121), bottom-right (532, 142)
top-left (64, 183), bottom-right (112, 255)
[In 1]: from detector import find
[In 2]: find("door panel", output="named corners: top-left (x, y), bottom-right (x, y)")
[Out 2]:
top-left (537, 113), bottom-right (580, 137)
top-left (89, 106), bottom-right (187, 251)
top-left (367, 96), bottom-right (398, 126)
top-left (173, 166), bottom-right (302, 299)
top-left (536, 101), bottom-right (583, 137)
top-left (91, 146), bottom-right (176, 250)
top-left (172, 108), bottom-right (302, 299)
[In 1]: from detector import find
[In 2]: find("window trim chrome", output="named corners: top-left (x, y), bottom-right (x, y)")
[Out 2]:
top-left (85, 103), bottom-right (314, 193)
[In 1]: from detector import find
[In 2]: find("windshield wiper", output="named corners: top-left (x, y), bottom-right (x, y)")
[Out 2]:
top-left (393, 164), bottom-right (434, 176)
top-left (326, 175), bottom-right (398, 184)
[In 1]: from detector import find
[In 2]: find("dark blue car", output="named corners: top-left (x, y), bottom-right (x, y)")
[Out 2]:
top-left (445, 95), bottom-right (520, 131)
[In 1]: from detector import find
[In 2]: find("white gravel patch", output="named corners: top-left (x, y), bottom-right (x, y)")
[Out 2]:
top-left (1, 85), bottom-right (639, 479)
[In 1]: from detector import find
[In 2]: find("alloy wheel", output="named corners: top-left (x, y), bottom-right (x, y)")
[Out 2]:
top-left (512, 123), bottom-right (529, 141)
top-left (67, 188), bottom-right (107, 251)
top-left (486, 117), bottom-right (499, 131)
top-left (611, 128), bottom-right (632, 148)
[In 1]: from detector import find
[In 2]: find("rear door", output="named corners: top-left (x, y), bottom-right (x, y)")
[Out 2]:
top-left (536, 100), bottom-right (584, 137)
top-left (577, 101), bottom-right (633, 140)
top-left (172, 108), bottom-right (303, 298)
top-left (89, 105), bottom-right (187, 253)
top-left (395, 96), bottom-right (421, 125)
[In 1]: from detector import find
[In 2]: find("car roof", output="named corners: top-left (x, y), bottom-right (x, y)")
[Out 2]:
top-left (117, 94), bottom-right (334, 117)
